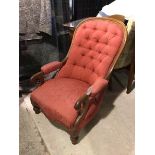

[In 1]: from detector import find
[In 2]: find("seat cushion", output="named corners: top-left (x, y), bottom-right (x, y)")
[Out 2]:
top-left (31, 78), bottom-right (89, 128)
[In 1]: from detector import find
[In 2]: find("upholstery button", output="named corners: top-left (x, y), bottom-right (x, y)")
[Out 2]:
top-left (73, 62), bottom-right (76, 65)
top-left (81, 53), bottom-right (85, 56)
top-left (112, 32), bottom-right (117, 35)
top-left (86, 36), bottom-right (89, 40)
top-left (89, 47), bottom-right (92, 50)
top-left (98, 50), bottom-right (101, 53)
top-left (90, 56), bottom-right (93, 59)
top-left (104, 29), bottom-right (107, 32)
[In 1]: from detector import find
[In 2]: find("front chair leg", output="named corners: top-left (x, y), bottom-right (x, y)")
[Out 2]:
top-left (70, 134), bottom-right (79, 145)
top-left (30, 98), bottom-right (41, 114)
top-left (70, 128), bottom-right (79, 145)
top-left (33, 105), bottom-right (41, 114)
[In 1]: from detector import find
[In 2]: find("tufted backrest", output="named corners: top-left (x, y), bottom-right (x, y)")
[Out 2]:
top-left (56, 17), bottom-right (127, 85)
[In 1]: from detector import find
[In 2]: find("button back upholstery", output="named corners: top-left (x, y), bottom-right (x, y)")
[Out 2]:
top-left (30, 17), bottom-right (127, 144)
top-left (57, 18), bottom-right (126, 85)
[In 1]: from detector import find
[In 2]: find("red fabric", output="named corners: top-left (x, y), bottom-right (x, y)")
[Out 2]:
top-left (41, 61), bottom-right (63, 74)
top-left (31, 18), bottom-right (126, 131)
top-left (31, 78), bottom-right (89, 128)
top-left (88, 78), bottom-right (108, 97)
top-left (56, 19), bottom-right (124, 85)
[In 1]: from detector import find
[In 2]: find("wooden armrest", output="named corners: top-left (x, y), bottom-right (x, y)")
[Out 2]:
top-left (74, 94), bottom-right (89, 112)
top-left (73, 86), bottom-right (93, 127)
top-left (30, 71), bottom-right (44, 85)
top-left (30, 57), bottom-right (68, 87)
top-left (74, 93), bottom-right (90, 128)
top-left (73, 78), bottom-right (108, 128)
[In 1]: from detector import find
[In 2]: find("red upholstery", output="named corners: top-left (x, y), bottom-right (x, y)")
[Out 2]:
top-left (31, 78), bottom-right (89, 128)
top-left (41, 61), bottom-right (63, 74)
top-left (57, 19), bottom-right (124, 85)
top-left (31, 18), bottom-right (126, 132)
top-left (87, 78), bottom-right (108, 97)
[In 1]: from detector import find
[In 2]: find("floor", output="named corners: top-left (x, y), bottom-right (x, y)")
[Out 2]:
top-left (19, 69), bottom-right (135, 155)
top-left (19, 97), bottom-right (50, 155)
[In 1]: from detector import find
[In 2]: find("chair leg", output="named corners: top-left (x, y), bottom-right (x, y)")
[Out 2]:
top-left (70, 135), bottom-right (79, 145)
top-left (30, 98), bottom-right (41, 114)
top-left (70, 128), bottom-right (79, 145)
top-left (33, 105), bottom-right (41, 114)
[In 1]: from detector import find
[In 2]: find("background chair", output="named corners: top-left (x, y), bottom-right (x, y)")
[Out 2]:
top-left (30, 17), bottom-right (127, 144)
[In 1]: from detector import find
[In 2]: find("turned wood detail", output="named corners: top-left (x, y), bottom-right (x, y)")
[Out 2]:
top-left (30, 71), bottom-right (44, 86)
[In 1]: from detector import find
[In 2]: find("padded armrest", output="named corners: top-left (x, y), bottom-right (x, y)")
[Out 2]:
top-left (41, 61), bottom-right (63, 74)
top-left (87, 78), bottom-right (108, 97)
top-left (74, 78), bottom-right (108, 110)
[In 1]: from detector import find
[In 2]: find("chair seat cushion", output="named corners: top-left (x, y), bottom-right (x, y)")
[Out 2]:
top-left (31, 78), bottom-right (90, 128)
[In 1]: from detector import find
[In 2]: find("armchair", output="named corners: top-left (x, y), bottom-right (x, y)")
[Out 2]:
top-left (30, 17), bottom-right (127, 144)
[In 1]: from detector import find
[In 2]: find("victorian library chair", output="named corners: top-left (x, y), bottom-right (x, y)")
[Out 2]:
top-left (30, 17), bottom-right (127, 144)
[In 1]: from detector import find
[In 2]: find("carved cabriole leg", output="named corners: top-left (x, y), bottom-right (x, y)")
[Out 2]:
top-left (30, 98), bottom-right (41, 114)
top-left (70, 128), bottom-right (80, 145)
